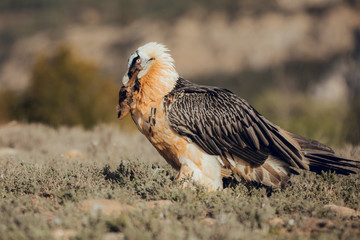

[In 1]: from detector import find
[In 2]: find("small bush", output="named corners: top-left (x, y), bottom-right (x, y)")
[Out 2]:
top-left (0, 90), bottom-right (23, 123)
top-left (23, 45), bottom-right (120, 128)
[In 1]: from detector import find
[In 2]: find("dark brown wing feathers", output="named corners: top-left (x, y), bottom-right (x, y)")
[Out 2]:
top-left (164, 78), bottom-right (306, 169)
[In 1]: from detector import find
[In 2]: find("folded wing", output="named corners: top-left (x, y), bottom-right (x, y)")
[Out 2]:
top-left (164, 78), bottom-right (308, 170)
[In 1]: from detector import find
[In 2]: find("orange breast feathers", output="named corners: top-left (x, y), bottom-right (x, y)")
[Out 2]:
top-left (130, 99), bottom-right (184, 170)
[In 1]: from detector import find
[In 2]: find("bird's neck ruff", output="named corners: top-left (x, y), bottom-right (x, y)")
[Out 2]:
top-left (135, 43), bottom-right (179, 102)
top-left (137, 60), bottom-right (178, 102)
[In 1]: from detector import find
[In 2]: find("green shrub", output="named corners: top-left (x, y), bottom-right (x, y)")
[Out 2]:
top-left (23, 45), bottom-right (120, 128)
top-left (0, 90), bottom-right (23, 124)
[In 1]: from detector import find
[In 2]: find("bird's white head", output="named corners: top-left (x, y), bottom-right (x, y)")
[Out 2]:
top-left (122, 42), bottom-right (179, 93)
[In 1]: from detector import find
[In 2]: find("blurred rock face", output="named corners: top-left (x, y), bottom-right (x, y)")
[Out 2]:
top-left (0, 2), bottom-right (359, 91)
top-left (169, 6), bottom-right (359, 76)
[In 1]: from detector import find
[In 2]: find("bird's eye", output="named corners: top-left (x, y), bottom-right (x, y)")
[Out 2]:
top-left (136, 59), bottom-right (141, 64)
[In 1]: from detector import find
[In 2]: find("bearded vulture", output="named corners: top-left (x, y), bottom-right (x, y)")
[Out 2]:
top-left (117, 42), bottom-right (359, 191)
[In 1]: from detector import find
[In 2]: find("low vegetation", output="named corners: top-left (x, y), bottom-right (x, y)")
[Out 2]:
top-left (0, 46), bottom-right (120, 128)
top-left (0, 123), bottom-right (359, 240)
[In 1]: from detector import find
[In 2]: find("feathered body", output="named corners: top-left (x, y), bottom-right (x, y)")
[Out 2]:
top-left (118, 42), bottom-right (359, 191)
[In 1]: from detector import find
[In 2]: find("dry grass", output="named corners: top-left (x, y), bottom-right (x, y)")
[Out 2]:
top-left (0, 123), bottom-right (359, 240)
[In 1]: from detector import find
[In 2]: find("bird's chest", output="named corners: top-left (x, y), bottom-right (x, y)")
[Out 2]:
top-left (130, 99), bottom-right (163, 138)
top-left (130, 98), bottom-right (184, 169)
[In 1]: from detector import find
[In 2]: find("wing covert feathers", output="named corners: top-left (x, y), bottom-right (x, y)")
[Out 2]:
top-left (164, 78), bottom-right (306, 169)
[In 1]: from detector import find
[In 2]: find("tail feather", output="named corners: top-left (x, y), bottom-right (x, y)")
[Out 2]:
top-left (289, 132), bottom-right (359, 175)
top-left (305, 153), bottom-right (359, 175)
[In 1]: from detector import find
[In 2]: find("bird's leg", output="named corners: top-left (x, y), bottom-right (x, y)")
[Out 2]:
top-left (176, 159), bottom-right (223, 191)
top-left (176, 164), bottom-right (198, 191)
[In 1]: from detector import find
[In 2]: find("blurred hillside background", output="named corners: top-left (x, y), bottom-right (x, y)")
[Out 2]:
top-left (0, 0), bottom-right (359, 145)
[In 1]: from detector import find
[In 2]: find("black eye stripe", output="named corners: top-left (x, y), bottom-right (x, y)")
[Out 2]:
top-left (131, 56), bottom-right (139, 67)
top-left (128, 55), bottom-right (140, 79)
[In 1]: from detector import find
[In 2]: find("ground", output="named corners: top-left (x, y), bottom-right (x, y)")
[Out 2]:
top-left (0, 123), bottom-right (359, 240)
